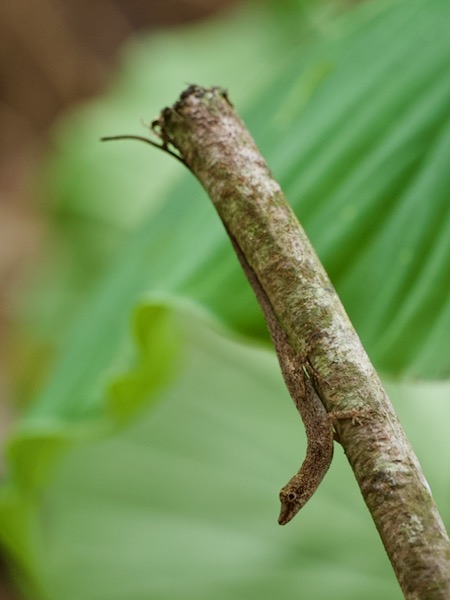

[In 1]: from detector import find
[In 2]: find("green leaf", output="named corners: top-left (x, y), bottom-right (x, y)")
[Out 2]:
top-left (37, 0), bottom-right (450, 379)
top-left (3, 0), bottom-right (450, 598)
top-left (3, 304), bottom-right (450, 599)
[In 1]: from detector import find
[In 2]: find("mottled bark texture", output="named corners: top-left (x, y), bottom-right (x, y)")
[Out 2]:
top-left (152, 85), bottom-right (450, 598)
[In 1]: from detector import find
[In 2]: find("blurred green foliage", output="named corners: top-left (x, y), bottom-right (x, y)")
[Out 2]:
top-left (2, 0), bottom-right (450, 598)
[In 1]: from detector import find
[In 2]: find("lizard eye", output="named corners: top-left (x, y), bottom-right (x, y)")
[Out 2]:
top-left (288, 491), bottom-right (297, 502)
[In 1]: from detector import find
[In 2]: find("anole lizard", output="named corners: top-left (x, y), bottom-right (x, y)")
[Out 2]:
top-left (227, 229), bottom-right (334, 525)
top-left (100, 132), bottom-right (333, 524)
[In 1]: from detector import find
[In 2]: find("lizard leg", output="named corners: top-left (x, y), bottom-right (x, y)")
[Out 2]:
top-left (328, 409), bottom-right (374, 444)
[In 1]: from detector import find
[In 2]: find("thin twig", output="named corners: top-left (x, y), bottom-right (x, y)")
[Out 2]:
top-left (100, 134), bottom-right (187, 165)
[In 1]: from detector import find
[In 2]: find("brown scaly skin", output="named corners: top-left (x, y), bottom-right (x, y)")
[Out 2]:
top-left (228, 231), bottom-right (335, 524)
top-left (277, 375), bottom-right (334, 525)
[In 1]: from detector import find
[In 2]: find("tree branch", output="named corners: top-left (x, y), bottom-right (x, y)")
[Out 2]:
top-left (133, 85), bottom-right (449, 598)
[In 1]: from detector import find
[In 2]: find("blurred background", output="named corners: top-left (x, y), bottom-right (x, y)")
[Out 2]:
top-left (1, 2), bottom-right (241, 597)
top-left (1, 0), bottom-right (449, 598)
top-left (0, 0), bottom-right (240, 424)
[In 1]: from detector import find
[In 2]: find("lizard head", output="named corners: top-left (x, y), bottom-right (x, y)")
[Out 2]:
top-left (278, 479), bottom-right (311, 525)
